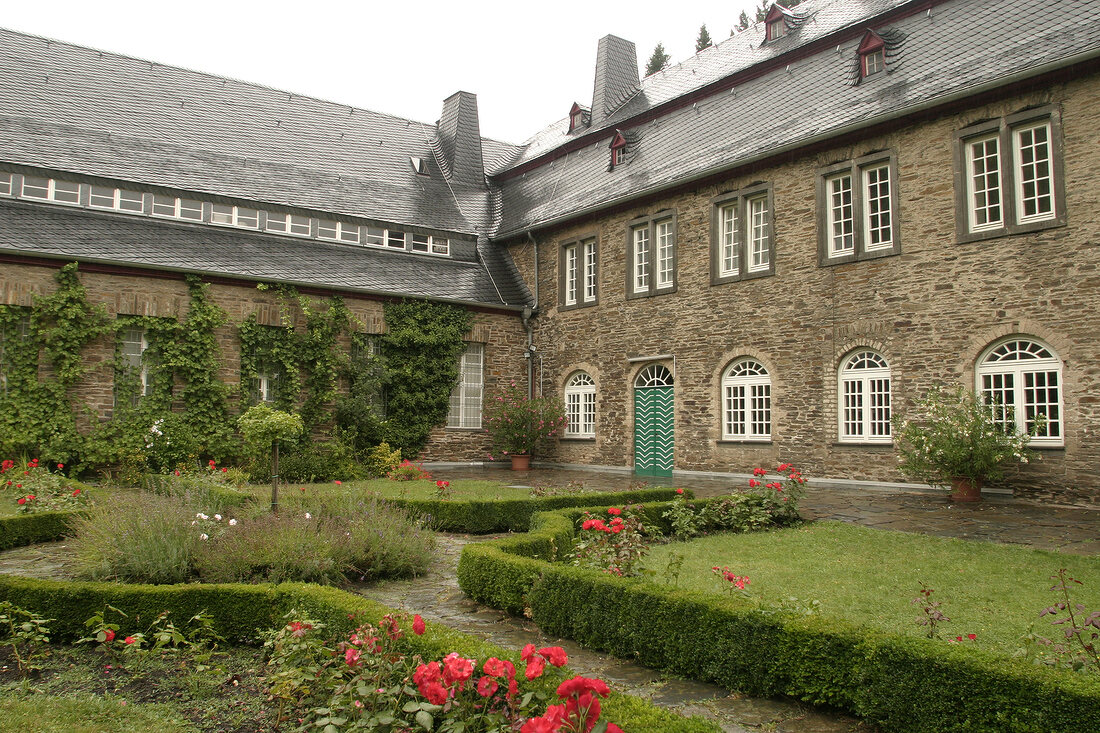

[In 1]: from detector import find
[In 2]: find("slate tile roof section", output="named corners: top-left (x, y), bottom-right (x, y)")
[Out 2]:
top-left (0, 28), bottom-right (519, 238)
top-left (0, 200), bottom-right (532, 308)
top-left (491, 0), bottom-right (1100, 239)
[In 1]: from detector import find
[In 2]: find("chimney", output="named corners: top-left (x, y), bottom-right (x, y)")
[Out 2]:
top-left (590, 35), bottom-right (639, 129)
top-left (435, 91), bottom-right (485, 186)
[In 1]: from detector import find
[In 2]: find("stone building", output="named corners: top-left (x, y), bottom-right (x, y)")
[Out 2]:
top-left (2, 0), bottom-right (1099, 502)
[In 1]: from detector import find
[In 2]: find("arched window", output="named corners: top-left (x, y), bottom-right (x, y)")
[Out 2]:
top-left (838, 350), bottom-right (891, 443)
top-left (634, 364), bottom-right (673, 388)
top-left (564, 372), bottom-right (596, 438)
top-left (722, 359), bottom-right (771, 440)
top-left (977, 338), bottom-right (1063, 446)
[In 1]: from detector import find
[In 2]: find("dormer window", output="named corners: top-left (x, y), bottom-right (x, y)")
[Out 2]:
top-left (858, 31), bottom-right (887, 78)
top-left (410, 157), bottom-right (429, 176)
top-left (609, 131), bottom-right (627, 169)
top-left (568, 102), bottom-right (587, 133)
top-left (765, 5), bottom-right (789, 41)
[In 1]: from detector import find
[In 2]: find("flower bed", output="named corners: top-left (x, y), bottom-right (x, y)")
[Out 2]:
top-left (0, 573), bottom-right (718, 732)
top-left (456, 503), bottom-right (1100, 733)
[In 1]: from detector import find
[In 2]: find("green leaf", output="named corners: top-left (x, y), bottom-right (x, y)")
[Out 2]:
top-left (402, 701), bottom-right (422, 713)
top-left (415, 710), bottom-right (434, 731)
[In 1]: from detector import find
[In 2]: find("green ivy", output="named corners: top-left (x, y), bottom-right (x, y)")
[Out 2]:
top-left (238, 316), bottom-right (300, 413)
top-left (175, 277), bottom-right (235, 459)
top-left (373, 300), bottom-right (471, 456)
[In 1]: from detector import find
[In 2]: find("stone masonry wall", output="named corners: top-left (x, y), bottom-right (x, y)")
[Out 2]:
top-left (508, 72), bottom-right (1100, 504)
top-left (0, 265), bottom-right (525, 462)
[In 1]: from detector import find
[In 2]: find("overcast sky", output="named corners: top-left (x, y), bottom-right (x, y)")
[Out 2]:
top-left (4, 0), bottom-right (764, 143)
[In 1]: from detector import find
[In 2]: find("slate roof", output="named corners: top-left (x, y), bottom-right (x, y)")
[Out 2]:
top-left (0, 200), bottom-right (530, 308)
top-left (0, 27), bottom-right (522, 237)
top-left (491, 0), bottom-right (1100, 239)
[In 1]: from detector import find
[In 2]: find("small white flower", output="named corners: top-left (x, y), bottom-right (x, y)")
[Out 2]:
top-left (196, 512), bottom-right (208, 520)
top-left (199, 533), bottom-right (208, 540)
top-left (191, 520), bottom-right (197, 526)
top-left (228, 518), bottom-right (237, 526)
top-left (305, 512), bottom-right (312, 520)
top-left (214, 514), bottom-right (222, 521)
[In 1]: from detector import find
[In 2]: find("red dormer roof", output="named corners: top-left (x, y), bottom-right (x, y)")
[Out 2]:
top-left (858, 30), bottom-right (886, 55)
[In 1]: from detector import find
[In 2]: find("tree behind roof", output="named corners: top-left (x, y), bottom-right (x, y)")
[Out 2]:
top-left (644, 43), bottom-right (671, 76)
top-left (695, 25), bottom-right (713, 52)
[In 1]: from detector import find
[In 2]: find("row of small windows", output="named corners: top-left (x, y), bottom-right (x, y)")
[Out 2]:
top-left (0, 172), bottom-right (450, 256)
top-left (559, 108), bottom-right (1063, 308)
top-left (559, 337), bottom-right (1064, 447)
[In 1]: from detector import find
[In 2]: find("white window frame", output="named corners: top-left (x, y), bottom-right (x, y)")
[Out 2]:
top-left (564, 243), bottom-right (578, 306)
top-left (838, 350), bottom-right (891, 444)
top-left (211, 204), bottom-right (260, 229)
top-left (265, 212), bottom-right (312, 236)
top-left (0, 172), bottom-right (12, 196)
top-left (317, 219), bottom-right (361, 244)
top-left (722, 359), bottom-right (771, 441)
top-left (955, 108), bottom-right (1065, 242)
top-left (628, 212), bottom-right (676, 298)
top-left (90, 185), bottom-right (144, 213)
top-left (564, 372), bottom-right (596, 438)
top-left (250, 372), bottom-right (277, 405)
top-left (117, 325), bottom-right (151, 404)
top-left (976, 338), bottom-right (1063, 447)
top-left (819, 153), bottom-right (899, 264)
top-left (862, 48), bottom-right (885, 77)
top-left (150, 194), bottom-right (203, 221)
top-left (713, 185), bottom-right (774, 283)
top-left (447, 343), bottom-right (484, 429)
top-left (582, 238), bottom-right (597, 302)
top-left (21, 176), bottom-right (81, 205)
top-left (766, 18), bottom-right (787, 41)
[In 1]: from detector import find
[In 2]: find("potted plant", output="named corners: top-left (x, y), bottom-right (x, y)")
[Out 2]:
top-left (893, 386), bottom-right (1040, 501)
top-left (484, 381), bottom-right (567, 470)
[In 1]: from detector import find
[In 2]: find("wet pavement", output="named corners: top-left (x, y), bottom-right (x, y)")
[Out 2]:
top-left (2, 466), bottom-right (1095, 732)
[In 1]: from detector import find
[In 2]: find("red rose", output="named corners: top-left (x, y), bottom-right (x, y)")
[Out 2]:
top-left (968, 633), bottom-right (977, 640)
top-left (606, 507), bottom-right (622, 516)
top-left (477, 676), bottom-right (498, 698)
top-left (334, 480), bottom-right (342, 485)
top-left (17, 498), bottom-right (25, 505)
top-left (412, 614), bottom-right (425, 636)
top-left (524, 655), bottom-right (546, 680)
top-left (72, 489), bottom-right (81, 496)
top-left (675, 488), bottom-right (684, 494)
top-left (103, 629), bottom-right (115, 643)
top-left (124, 636), bottom-right (136, 645)
top-left (538, 646), bottom-right (568, 667)
top-left (57, 463), bottom-right (64, 470)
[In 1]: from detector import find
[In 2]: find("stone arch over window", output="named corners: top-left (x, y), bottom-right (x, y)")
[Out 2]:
top-left (838, 349), bottom-right (892, 443)
top-left (976, 336), bottom-right (1063, 446)
top-left (564, 370), bottom-right (597, 438)
top-left (721, 358), bottom-right (771, 441)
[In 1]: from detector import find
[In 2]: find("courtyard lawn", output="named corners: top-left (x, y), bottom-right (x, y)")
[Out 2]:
top-left (242, 478), bottom-right (574, 505)
top-left (642, 520), bottom-right (1100, 656)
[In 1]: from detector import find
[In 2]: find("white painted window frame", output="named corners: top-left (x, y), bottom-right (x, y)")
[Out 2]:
top-left (976, 338), bottom-right (1063, 447)
top-left (564, 371), bottom-right (596, 438)
top-left (838, 350), bottom-right (891, 444)
top-left (447, 343), bottom-right (484, 429)
top-left (722, 359), bottom-right (771, 441)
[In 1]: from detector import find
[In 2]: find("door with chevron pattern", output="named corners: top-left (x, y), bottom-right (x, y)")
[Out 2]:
top-left (633, 364), bottom-right (674, 478)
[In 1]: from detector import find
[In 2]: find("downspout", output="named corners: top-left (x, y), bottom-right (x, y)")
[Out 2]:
top-left (524, 231), bottom-right (539, 399)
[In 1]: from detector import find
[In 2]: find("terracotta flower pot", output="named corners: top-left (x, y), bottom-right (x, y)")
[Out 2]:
top-left (950, 476), bottom-right (983, 502)
top-left (510, 454), bottom-right (531, 471)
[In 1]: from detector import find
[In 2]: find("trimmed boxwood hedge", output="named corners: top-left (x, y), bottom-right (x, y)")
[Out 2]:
top-left (0, 510), bottom-right (85, 550)
top-left (456, 503), bottom-right (1100, 733)
top-left (389, 487), bottom-right (684, 533)
top-left (0, 573), bottom-right (718, 732)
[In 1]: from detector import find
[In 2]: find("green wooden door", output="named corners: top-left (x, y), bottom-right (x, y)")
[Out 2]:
top-left (634, 365), bottom-right (674, 478)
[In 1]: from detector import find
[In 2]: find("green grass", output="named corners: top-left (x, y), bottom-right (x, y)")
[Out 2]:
top-left (0, 695), bottom-right (190, 733)
top-left (643, 521), bottom-right (1100, 655)
top-left (243, 478), bottom-right (572, 505)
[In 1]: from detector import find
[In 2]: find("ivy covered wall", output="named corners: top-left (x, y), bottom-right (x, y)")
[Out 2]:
top-left (0, 261), bottom-right (528, 474)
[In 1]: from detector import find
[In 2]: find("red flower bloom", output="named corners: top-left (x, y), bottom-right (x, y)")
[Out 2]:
top-left (520, 643), bottom-right (537, 662)
top-left (345, 647), bottom-right (361, 667)
top-left (753, 467), bottom-right (767, 476)
top-left (477, 676), bottom-right (499, 698)
top-left (334, 480), bottom-right (342, 485)
top-left (748, 479), bottom-right (760, 488)
top-left (538, 646), bottom-right (568, 667)
top-left (208, 460), bottom-right (216, 467)
top-left (778, 462), bottom-right (792, 471)
top-left (17, 498), bottom-right (25, 505)
top-left (556, 675), bottom-right (610, 699)
top-left (221, 467), bottom-right (228, 473)
top-left (103, 629), bottom-right (115, 643)
top-left (675, 488), bottom-right (684, 494)
top-left (72, 489), bottom-right (81, 496)
top-left (0, 459), bottom-right (12, 473)
top-left (606, 507), bottom-right (622, 516)
top-left (57, 463), bottom-right (64, 470)
top-left (412, 614), bottom-right (425, 636)
top-left (968, 633), bottom-right (977, 640)
top-left (25, 494), bottom-right (33, 500)
top-left (524, 655), bottom-right (546, 680)
top-left (124, 636), bottom-right (136, 645)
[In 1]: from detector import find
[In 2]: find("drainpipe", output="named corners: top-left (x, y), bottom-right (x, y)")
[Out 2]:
top-left (524, 231), bottom-right (540, 399)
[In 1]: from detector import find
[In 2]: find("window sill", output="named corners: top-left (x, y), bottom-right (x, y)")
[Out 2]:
top-left (1030, 444), bottom-right (1065, 452)
top-left (717, 439), bottom-right (773, 445)
top-left (956, 217), bottom-right (1066, 245)
top-left (560, 436), bottom-right (596, 442)
top-left (832, 441), bottom-right (894, 448)
top-left (445, 426), bottom-right (483, 432)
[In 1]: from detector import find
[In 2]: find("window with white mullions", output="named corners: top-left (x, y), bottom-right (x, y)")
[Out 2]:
top-left (656, 219), bottom-right (674, 289)
top-left (116, 326), bottom-right (152, 406)
top-left (966, 136), bottom-right (1002, 231)
top-left (722, 359), bottom-right (771, 440)
top-left (265, 212), bottom-right (311, 236)
top-left (863, 164), bottom-right (892, 249)
top-left (22, 176), bottom-right (80, 204)
top-left (719, 202), bottom-right (740, 277)
top-left (632, 226), bottom-right (650, 294)
top-left (977, 338), bottom-right (1062, 445)
top-left (447, 343), bottom-right (483, 429)
top-left (583, 240), bottom-right (597, 302)
top-left (838, 350), bottom-right (891, 443)
top-left (564, 371), bottom-right (596, 438)
top-left (564, 244), bottom-right (578, 306)
top-left (827, 174), bottom-right (854, 256)
top-left (748, 195), bottom-right (770, 271)
top-left (0, 172), bottom-right (13, 196)
top-left (1014, 122), bottom-right (1054, 222)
